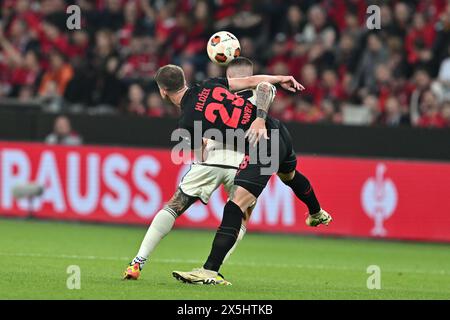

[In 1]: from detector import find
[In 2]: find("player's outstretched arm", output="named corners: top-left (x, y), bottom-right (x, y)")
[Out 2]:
top-left (228, 75), bottom-right (305, 92)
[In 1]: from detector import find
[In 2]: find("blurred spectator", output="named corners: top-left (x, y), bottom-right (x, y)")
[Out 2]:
top-left (302, 5), bottom-right (336, 48)
top-left (18, 85), bottom-right (34, 102)
top-left (118, 36), bottom-right (160, 82)
top-left (300, 64), bottom-right (322, 105)
top-left (334, 33), bottom-right (359, 77)
top-left (321, 69), bottom-right (347, 102)
top-left (279, 5), bottom-right (305, 38)
top-left (372, 64), bottom-right (393, 110)
top-left (289, 36), bottom-right (309, 79)
top-left (432, 44), bottom-right (450, 102)
top-left (391, 2), bottom-right (412, 39)
top-left (118, 1), bottom-right (140, 50)
top-left (22, 50), bottom-right (42, 91)
top-left (352, 33), bottom-right (389, 96)
top-left (362, 95), bottom-right (380, 124)
top-left (38, 49), bottom-right (74, 100)
top-left (441, 102), bottom-right (450, 127)
top-left (45, 115), bottom-right (82, 145)
top-left (269, 92), bottom-right (294, 122)
top-left (39, 19), bottom-right (71, 58)
top-left (410, 69), bottom-right (433, 123)
top-left (181, 60), bottom-right (196, 85)
top-left (342, 12), bottom-right (364, 41)
top-left (69, 30), bottom-right (90, 59)
top-left (126, 83), bottom-right (146, 115)
top-left (99, 0), bottom-right (124, 31)
top-left (146, 92), bottom-right (165, 118)
top-left (0, 26), bottom-right (42, 96)
top-left (206, 61), bottom-right (223, 78)
top-left (267, 33), bottom-right (290, 72)
top-left (405, 12), bottom-right (436, 66)
top-left (64, 57), bottom-right (95, 108)
top-left (382, 96), bottom-right (410, 126)
top-left (320, 99), bottom-right (342, 124)
top-left (0, 0), bottom-right (449, 129)
top-left (416, 90), bottom-right (446, 128)
top-left (294, 97), bottom-right (323, 123)
top-left (229, 1), bottom-right (264, 39)
top-left (239, 36), bottom-right (257, 63)
top-left (93, 29), bottom-right (117, 68)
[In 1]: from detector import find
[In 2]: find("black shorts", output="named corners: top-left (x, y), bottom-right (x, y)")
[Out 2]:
top-left (234, 118), bottom-right (297, 197)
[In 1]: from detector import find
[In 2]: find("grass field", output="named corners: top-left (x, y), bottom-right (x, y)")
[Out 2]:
top-left (0, 218), bottom-right (449, 300)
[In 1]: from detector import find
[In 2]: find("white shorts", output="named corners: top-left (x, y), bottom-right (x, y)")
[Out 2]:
top-left (179, 163), bottom-right (237, 204)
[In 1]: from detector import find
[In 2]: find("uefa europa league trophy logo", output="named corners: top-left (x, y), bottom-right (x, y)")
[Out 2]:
top-left (361, 163), bottom-right (398, 236)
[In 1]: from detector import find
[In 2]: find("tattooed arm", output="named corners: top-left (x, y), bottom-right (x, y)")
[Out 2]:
top-left (245, 82), bottom-right (277, 146)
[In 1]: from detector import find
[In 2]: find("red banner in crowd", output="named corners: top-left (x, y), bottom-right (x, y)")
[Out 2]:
top-left (1, 141), bottom-right (450, 242)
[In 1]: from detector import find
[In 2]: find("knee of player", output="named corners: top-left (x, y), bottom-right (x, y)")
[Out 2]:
top-left (223, 200), bottom-right (246, 219)
top-left (230, 198), bottom-right (254, 214)
top-left (242, 200), bottom-right (256, 221)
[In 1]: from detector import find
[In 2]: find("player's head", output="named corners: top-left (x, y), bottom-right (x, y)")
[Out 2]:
top-left (226, 57), bottom-right (253, 78)
top-left (155, 64), bottom-right (186, 99)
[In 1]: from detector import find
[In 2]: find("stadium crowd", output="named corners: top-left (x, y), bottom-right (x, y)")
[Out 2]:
top-left (1, 0), bottom-right (450, 128)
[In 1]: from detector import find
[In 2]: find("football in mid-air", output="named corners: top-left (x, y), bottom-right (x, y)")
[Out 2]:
top-left (207, 31), bottom-right (241, 66)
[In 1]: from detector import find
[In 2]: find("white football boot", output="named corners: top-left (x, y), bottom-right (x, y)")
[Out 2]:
top-left (172, 267), bottom-right (232, 285)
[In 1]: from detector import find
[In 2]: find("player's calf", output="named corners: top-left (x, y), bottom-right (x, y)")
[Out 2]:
top-left (282, 170), bottom-right (320, 214)
top-left (203, 201), bottom-right (244, 272)
top-left (281, 170), bottom-right (333, 227)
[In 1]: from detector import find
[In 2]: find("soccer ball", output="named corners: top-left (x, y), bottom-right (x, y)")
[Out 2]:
top-left (207, 31), bottom-right (241, 66)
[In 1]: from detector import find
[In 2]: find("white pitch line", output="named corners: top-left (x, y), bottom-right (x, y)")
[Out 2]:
top-left (1, 251), bottom-right (449, 276)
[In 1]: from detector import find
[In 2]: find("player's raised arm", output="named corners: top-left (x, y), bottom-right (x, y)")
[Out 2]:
top-left (227, 75), bottom-right (305, 92)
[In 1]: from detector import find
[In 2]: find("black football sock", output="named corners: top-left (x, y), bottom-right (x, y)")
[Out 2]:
top-left (203, 201), bottom-right (243, 272)
top-left (283, 170), bottom-right (321, 214)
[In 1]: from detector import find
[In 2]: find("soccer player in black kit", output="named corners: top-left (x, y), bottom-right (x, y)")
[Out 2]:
top-left (155, 59), bottom-right (332, 285)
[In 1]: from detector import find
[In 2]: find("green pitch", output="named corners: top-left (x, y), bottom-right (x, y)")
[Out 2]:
top-left (0, 218), bottom-right (449, 300)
